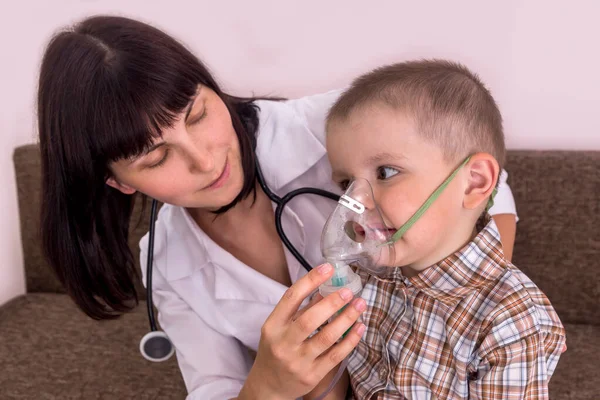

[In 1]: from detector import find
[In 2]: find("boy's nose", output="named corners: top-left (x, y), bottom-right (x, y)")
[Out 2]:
top-left (345, 178), bottom-right (377, 210)
top-left (360, 195), bottom-right (376, 211)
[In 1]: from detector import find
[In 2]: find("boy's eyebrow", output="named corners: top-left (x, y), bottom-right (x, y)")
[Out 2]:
top-left (366, 151), bottom-right (406, 165)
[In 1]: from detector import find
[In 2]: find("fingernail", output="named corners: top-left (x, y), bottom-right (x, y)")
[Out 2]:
top-left (353, 298), bottom-right (366, 312)
top-left (356, 323), bottom-right (366, 336)
top-left (339, 288), bottom-right (353, 301)
top-left (317, 263), bottom-right (332, 274)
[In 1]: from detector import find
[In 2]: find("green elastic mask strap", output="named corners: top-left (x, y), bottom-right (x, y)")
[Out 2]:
top-left (385, 155), bottom-right (472, 245)
top-left (486, 187), bottom-right (498, 212)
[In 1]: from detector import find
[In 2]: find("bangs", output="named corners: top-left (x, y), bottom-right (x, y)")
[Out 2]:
top-left (85, 48), bottom-right (201, 163)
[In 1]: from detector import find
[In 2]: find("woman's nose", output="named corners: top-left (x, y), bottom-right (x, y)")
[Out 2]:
top-left (186, 145), bottom-right (215, 173)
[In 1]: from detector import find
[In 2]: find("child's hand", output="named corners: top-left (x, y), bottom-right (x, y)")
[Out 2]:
top-left (238, 263), bottom-right (366, 400)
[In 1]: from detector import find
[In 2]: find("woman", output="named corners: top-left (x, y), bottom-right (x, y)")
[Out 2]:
top-left (38, 15), bottom-right (518, 399)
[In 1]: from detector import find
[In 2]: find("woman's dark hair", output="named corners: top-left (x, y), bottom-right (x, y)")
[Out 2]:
top-left (38, 15), bottom-right (262, 319)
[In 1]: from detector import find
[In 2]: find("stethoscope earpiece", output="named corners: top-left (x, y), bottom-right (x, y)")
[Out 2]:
top-left (140, 331), bottom-right (175, 362)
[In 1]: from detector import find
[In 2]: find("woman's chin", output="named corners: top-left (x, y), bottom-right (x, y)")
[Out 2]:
top-left (209, 180), bottom-right (246, 210)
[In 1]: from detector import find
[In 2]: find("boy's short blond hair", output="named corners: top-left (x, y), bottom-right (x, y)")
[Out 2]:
top-left (327, 59), bottom-right (506, 169)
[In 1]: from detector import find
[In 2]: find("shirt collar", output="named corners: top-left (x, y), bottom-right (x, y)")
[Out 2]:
top-left (162, 205), bottom-right (288, 304)
top-left (254, 99), bottom-right (327, 192)
top-left (406, 214), bottom-right (508, 305)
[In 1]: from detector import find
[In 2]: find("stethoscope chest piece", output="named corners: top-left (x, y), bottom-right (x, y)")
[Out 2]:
top-left (140, 330), bottom-right (175, 362)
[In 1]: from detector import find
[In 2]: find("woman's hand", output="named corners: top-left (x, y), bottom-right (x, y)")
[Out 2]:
top-left (238, 263), bottom-right (366, 400)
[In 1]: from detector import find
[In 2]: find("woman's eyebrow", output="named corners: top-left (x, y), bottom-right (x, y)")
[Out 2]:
top-left (128, 142), bottom-right (166, 164)
top-left (184, 86), bottom-right (203, 122)
top-left (144, 142), bottom-right (166, 155)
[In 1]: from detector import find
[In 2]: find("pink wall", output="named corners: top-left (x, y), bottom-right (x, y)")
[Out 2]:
top-left (1, 0), bottom-right (599, 305)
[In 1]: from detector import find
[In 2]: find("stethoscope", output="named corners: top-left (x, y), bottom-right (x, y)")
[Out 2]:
top-left (139, 161), bottom-right (341, 362)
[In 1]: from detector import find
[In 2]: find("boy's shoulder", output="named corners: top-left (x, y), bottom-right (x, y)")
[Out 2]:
top-left (471, 260), bottom-right (565, 354)
top-left (357, 215), bottom-right (565, 350)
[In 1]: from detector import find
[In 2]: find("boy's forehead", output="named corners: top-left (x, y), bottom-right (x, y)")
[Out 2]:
top-left (327, 107), bottom-right (447, 174)
top-left (332, 105), bottom-right (417, 140)
top-left (327, 132), bottom-right (402, 180)
top-left (327, 107), bottom-right (416, 156)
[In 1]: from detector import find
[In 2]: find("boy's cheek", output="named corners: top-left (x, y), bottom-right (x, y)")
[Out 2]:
top-left (378, 183), bottom-right (454, 236)
top-left (381, 195), bottom-right (421, 228)
top-left (396, 207), bottom-right (450, 246)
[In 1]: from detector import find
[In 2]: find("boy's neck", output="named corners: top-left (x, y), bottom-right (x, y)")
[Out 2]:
top-left (400, 216), bottom-right (480, 278)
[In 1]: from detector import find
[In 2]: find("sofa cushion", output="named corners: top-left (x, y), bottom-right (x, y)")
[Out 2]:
top-left (549, 324), bottom-right (600, 400)
top-left (507, 151), bottom-right (600, 325)
top-left (0, 294), bottom-right (186, 399)
top-left (13, 145), bottom-right (152, 300)
top-left (0, 299), bottom-right (596, 399)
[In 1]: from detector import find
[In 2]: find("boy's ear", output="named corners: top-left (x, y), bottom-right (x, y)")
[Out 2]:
top-left (106, 177), bottom-right (137, 195)
top-left (463, 153), bottom-right (499, 210)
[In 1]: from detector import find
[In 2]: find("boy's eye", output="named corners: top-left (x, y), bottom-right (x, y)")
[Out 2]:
top-left (376, 166), bottom-right (400, 180)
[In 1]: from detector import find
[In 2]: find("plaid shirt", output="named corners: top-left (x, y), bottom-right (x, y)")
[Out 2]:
top-left (348, 216), bottom-right (566, 400)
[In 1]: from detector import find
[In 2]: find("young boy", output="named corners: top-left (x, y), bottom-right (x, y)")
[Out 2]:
top-left (325, 60), bottom-right (566, 399)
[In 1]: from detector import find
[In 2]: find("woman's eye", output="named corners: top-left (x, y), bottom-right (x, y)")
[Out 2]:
top-left (148, 149), bottom-right (170, 169)
top-left (188, 108), bottom-right (207, 126)
top-left (376, 166), bottom-right (400, 180)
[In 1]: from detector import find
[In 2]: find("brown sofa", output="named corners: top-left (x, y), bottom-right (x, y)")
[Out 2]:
top-left (1, 144), bottom-right (598, 399)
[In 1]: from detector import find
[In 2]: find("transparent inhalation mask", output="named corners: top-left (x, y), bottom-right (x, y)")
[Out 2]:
top-left (319, 155), bottom-right (496, 292)
top-left (319, 178), bottom-right (396, 298)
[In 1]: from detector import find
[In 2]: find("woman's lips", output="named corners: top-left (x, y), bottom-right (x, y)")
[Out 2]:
top-left (206, 160), bottom-right (230, 190)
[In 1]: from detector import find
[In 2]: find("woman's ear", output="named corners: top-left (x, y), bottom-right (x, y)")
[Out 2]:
top-left (463, 153), bottom-right (499, 210)
top-left (106, 177), bottom-right (136, 195)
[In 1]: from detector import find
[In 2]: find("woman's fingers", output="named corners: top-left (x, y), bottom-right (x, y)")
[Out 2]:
top-left (293, 293), bottom-right (324, 321)
top-left (313, 321), bottom-right (366, 378)
top-left (303, 297), bottom-right (366, 357)
top-left (288, 287), bottom-right (356, 343)
top-left (268, 264), bottom-right (334, 324)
